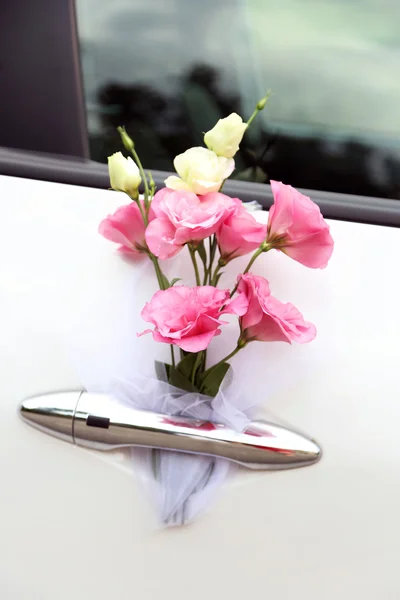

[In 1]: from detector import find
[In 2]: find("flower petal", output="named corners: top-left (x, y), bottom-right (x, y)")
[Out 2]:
top-left (145, 217), bottom-right (182, 259)
top-left (164, 175), bottom-right (192, 192)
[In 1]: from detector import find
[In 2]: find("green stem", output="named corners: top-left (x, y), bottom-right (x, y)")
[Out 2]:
top-left (230, 245), bottom-right (270, 297)
top-left (149, 254), bottom-right (166, 290)
top-left (170, 346), bottom-right (176, 369)
top-left (149, 253), bottom-right (175, 370)
top-left (208, 236), bottom-right (218, 285)
top-left (210, 262), bottom-right (222, 287)
top-left (196, 242), bottom-right (208, 285)
top-left (202, 266), bottom-right (208, 286)
top-left (202, 349), bottom-right (207, 372)
top-left (134, 194), bottom-right (148, 226)
top-left (242, 246), bottom-right (264, 274)
top-left (208, 236), bottom-right (213, 260)
top-left (205, 237), bottom-right (212, 284)
top-left (148, 170), bottom-right (156, 197)
top-left (246, 92), bottom-right (271, 129)
top-left (189, 245), bottom-right (201, 286)
top-left (130, 146), bottom-right (151, 212)
top-left (191, 352), bottom-right (203, 385)
top-left (246, 107), bottom-right (260, 129)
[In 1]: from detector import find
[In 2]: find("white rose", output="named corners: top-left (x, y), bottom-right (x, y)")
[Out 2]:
top-left (164, 147), bottom-right (234, 195)
top-left (204, 113), bottom-right (248, 159)
top-left (108, 152), bottom-right (141, 196)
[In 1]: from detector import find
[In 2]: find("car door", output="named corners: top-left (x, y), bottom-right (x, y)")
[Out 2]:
top-left (2, 172), bottom-right (400, 599)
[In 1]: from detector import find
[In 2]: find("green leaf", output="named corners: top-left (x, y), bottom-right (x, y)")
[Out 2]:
top-left (176, 353), bottom-right (198, 378)
top-left (154, 360), bottom-right (169, 382)
top-left (168, 367), bottom-right (200, 393)
top-left (160, 273), bottom-right (170, 289)
top-left (170, 278), bottom-right (181, 287)
top-left (197, 241), bottom-right (207, 265)
top-left (199, 363), bottom-right (230, 397)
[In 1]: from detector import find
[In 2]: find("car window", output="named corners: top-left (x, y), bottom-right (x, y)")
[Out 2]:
top-left (75, 0), bottom-right (400, 199)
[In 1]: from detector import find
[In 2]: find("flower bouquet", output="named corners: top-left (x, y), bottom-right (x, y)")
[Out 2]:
top-left (98, 96), bottom-right (334, 525)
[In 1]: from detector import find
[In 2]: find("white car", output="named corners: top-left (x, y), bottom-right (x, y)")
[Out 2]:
top-left (2, 170), bottom-right (400, 599)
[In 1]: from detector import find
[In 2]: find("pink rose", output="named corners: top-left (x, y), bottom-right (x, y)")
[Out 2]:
top-left (139, 285), bottom-right (248, 352)
top-left (99, 201), bottom-right (149, 255)
top-left (267, 181), bottom-right (334, 268)
top-left (217, 199), bottom-right (267, 261)
top-left (145, 189), bottom-right (235, 260)
top-left (238, 273), bottom-right (316, 344)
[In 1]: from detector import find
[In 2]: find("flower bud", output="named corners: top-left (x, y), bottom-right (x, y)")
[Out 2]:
top-left (117, 126), bottom-right (135, 152)
top-left (108, 152), bottom-right (141, 197)
top-left (256, 92), bottom-right (271, 111)
top-left (204, 113), bottom-right (247, 159)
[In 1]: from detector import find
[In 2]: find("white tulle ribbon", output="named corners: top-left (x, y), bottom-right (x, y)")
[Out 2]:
top-left (94, 371), bottom-right (250, 526)
top-left (243, 200), bottom-right (264, 213)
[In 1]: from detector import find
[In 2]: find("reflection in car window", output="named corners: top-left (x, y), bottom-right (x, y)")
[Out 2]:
top-left (76, 0), bottom-right (400, 199)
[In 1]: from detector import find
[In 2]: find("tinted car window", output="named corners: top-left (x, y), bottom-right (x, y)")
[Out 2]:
top-left (76, 0), bottom-right (400, 199)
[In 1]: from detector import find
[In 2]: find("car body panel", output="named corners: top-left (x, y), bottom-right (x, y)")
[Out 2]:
top-left (1, 175), bottom-right (399, 599)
